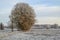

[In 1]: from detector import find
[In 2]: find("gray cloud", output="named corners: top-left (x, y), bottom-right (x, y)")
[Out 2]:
top-left (33, 5), bottom-right (60, 17)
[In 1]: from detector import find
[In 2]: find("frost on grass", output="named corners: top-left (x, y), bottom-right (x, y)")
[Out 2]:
top-left (0, 29), bottom-right (60, 40)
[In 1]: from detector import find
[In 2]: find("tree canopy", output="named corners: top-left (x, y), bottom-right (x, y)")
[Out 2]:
top-left (10, 3), bottom-right (35, 31)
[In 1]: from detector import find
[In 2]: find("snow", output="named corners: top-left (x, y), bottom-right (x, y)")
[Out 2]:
top-left (0, 29), bottom-right (60, 40)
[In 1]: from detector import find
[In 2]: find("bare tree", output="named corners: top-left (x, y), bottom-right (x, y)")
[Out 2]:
top-left (0, 23), bottom-right (4, 30)
top-left (9, 3), bottom-right (35, 31)
top-left (8, 21), bottom-right (17, 32)
top-left (8, 21), bottom-right (14, 32)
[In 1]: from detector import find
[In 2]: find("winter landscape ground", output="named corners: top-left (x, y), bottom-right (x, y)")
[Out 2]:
top-left (0, 28), bottom-right (60, 40)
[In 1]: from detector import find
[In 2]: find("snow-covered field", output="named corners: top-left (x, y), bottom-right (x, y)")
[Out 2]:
top-left (0, 28), bottom-right (60, 40)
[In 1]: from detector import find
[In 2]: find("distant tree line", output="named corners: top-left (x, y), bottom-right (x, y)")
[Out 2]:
top-left (34, 24), bottom-right (60, 29)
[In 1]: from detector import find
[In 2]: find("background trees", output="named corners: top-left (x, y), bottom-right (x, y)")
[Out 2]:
top-left (0, 23), bottom-right (4, 30)
top-left (9, 3), bottom-right (35, 31)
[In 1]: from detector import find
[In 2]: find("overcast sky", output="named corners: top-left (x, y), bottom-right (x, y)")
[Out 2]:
top-left (0, 0), bottom-right (60, 25)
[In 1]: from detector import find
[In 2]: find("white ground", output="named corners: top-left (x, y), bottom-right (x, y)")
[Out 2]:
top-left (0, 28), bottom-right (60, 40)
